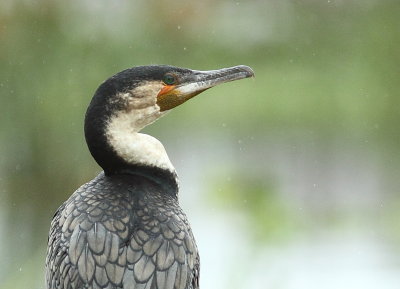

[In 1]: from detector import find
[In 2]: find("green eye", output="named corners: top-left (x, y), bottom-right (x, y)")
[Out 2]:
top-left (163, 74), bottom-right (176, 85)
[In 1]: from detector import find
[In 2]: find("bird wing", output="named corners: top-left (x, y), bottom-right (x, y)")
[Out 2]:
top-left (46, 202), bottom-right (84, 289)
top-left (121, 214), bottom-right (198, 289)
top-left (46, 184), bottom-right (199, 289)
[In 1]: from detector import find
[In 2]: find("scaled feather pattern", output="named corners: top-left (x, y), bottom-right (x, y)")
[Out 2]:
top-left (46, 173), bottom-right (199, 289)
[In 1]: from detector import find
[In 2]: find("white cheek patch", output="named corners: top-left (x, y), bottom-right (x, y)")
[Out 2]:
top-left (114, 81), bottom-right (163, 110)
top-left (130, 81), bottom-right (163, 98)
top-left (105, 110), bottom-right (175, 173)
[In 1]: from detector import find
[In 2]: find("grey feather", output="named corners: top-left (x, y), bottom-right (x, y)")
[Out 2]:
top-left (61, 214), bottom-right (74, 233)
top-left (130, 237), bottom-right (141, 251)
top-left (109, 232), bottom-right (120, 263)
top-left (143, 235), bottom-right (163, 256)
top-left (79, 219), bottom-right (93, 231)
top-left (68, 215), bottom-right (82, 233)
top-left (105, 262), bottom-right (125, 285)
top-left (127, 246), bottom-right (143, 263)
top-left (122, 271), bottom-right (137, 289)
top-left (69, 228), bottom-right (86, 265)
top-left (87, 223), bottom-right (107, 254)
top-left (93, 251), bottom-right (108, 267)
top-left (144, 276), bottom-right (154, 289)
top-left (134, 255), bottom-right (155, 282)
top-left (161, 225), bottom-right (175, 240)
top-left (171, 243), bottom-right (186, 264)
top-left (77, 245), bottom-right (95, 282)
top-left (118, 247), bottom-right (127, 267)
top-left (164, 262), bottom-right (178, 289)
top-left (156, 241), bottom-right (175, 270)
top-left (137, 230), bottom-right (149, 243)
top-left (94, 266), bottom-right (108, 287)
top-left (156, 271), bottom-right (166, 289)
top-left (46, 173), bottom-right (200, 289)
top-left (175, 263), bottom-right (188, 289)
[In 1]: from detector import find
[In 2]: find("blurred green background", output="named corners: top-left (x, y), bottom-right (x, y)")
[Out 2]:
top-left (1, 0), bottom-right (400, 288)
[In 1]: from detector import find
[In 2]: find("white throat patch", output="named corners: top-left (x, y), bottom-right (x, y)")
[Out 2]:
top-left (105, 109), bottom-right (175, 173)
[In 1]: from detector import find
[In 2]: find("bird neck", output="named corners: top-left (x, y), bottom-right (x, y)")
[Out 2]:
top-left (106, 131), bottom-right (175, 174)
top-left (104, 108), bottom-right (175, 173)
top-left (84, 105), bottom-right (178, 193)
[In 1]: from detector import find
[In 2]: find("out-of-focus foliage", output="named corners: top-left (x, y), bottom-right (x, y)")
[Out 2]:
top-left (210, 173), bottom-right (296, 242)
top-left (1, 0), bottom-right (400, 288)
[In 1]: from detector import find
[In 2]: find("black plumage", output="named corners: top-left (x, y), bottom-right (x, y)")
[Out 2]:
top-left (46, 173), bottom-right (199, 289)
top-left (46, 64), bottom-right (253, 289)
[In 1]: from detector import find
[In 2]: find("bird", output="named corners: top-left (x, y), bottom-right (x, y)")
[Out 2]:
top-left (45, 64), bottom-right (254, 289)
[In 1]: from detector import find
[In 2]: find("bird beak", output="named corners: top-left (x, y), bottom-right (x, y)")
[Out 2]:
top-left (157, 65), bottom-right (255, 111)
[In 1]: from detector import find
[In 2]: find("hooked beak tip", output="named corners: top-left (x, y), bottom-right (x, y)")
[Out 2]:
top-left (236, 65), bottom-right (255, 78)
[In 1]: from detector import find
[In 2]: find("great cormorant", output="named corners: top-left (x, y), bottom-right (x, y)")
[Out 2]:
top-left (46, 64), bottom-right (254, 289)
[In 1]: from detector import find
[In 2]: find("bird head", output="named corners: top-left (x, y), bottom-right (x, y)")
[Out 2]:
top-left (85, 65), bottom-right (254, 176)
top-left (89, 65), bottom-right (254, 131)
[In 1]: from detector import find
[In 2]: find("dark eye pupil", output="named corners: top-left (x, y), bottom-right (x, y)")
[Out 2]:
top-left (163, 74), bottom-right (175, 85)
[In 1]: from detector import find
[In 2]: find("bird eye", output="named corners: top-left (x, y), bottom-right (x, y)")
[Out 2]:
top-left (162, 74), bottom-right (176, 85)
